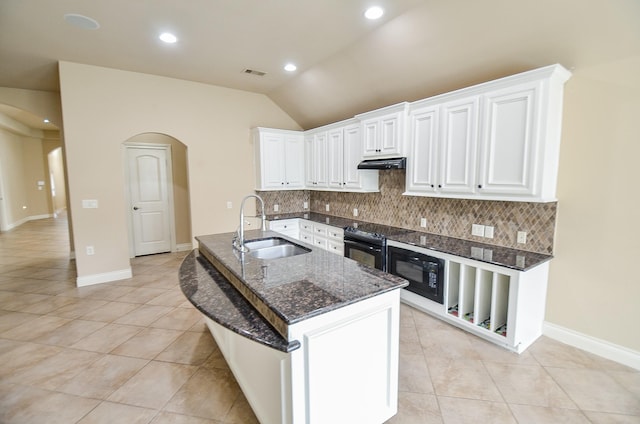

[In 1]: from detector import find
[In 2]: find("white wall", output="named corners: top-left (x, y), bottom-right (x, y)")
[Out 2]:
top-left (58, 62), bottom-right (301, 281)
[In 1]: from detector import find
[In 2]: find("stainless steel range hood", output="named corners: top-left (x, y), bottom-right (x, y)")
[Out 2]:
top-left (357, 157), bottom-right (406, 170)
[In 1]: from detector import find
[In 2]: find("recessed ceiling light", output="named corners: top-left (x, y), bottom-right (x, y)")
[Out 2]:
top-left (159, 32), bottom-right (178, 43)
top-left (43, 119), bottom-right (50, 123)
top-left (284, 63), bottom-right (297, 72)
top-left (364, 6), bottom-right (384, 20)
top-left (63, 13), bottom-right (100, 30)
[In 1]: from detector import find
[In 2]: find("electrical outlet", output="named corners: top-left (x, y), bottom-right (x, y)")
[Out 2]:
top-left (517, 231), bottom-right (527, 244)
top-left (484, 226), bottom-right (494, 239)
top-left (420, 217), bottom-right (427, 228)
top-left (325, 203), bottom-right (330, 212)
top-left (420, 235), bottom-right (427, 245)
top-left (353, 208), bottom-right (358, 217)
top-left (226, 201), bottom-right (232, 209)
top-left (86, 246), bottom-right (95, 255)
top-left (303, 201), bottom-right (308, 209)
top-left (472, 224), bottom-right (485, 237)
top-left (273, 204), bottom-right (279, 212)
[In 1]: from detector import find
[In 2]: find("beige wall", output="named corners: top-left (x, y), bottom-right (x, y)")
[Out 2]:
top-left (58, 61), bottom-right (301, 278)
top-left (0, 128), bottom-right (30, 226)
top-left (548, 63), bottom-right (640, 352)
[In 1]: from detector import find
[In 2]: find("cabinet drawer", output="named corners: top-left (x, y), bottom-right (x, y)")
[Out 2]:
top-left (300, 231), bottom-right (314, 244)
top-left (313, 236), bottom-right (328, 250)
top-left (269, 220), bottom-right (299, 232)
top-left (327, 240), bottom-right (344, 255)
top-left (327, 228), bottom-right (343, 240)
top-left (313, 225), bottom-right (328, 236)
top-left (300, 221), bottom-right (314, 232)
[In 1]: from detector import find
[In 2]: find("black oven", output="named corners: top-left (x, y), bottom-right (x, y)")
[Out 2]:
top-left (387, 246), bottom-right (444, 304)
top-left (343, 228), bottom-right (386, 271)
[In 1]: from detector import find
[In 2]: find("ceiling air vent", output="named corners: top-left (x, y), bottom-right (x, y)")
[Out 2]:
top-left (243, 69), bottom-right (267, 77)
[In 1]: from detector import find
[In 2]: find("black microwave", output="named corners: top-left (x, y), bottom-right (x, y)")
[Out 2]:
top-left (387, 246), bottom-right (444, 304)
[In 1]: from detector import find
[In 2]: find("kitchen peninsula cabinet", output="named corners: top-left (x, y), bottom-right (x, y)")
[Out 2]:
top-left (404, 64), bottom-right (571, 202)
top-left (182, 231), bottom-right (408, 424)
top-left (253, 128), bottom-right (304, 190)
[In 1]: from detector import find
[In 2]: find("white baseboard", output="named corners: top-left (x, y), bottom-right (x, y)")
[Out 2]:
top-left (543, 321), bottom-right (640, 371)
top-left (6, 214), bottom-right (54, 230)
top-left (176, 243), bottom-right (193, 252)
top-left (76, 268), bottom-right (133, 287)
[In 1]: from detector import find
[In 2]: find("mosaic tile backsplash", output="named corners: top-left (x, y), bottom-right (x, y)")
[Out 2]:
top-left (258, 170), bottom-right (556, 254)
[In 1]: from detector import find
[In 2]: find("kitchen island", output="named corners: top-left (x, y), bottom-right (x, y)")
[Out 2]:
top-left (179, 230), bottom-right (408, 424)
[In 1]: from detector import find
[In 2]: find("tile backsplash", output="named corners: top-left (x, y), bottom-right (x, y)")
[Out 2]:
top-left (258, 170), bottom-right (556, 254)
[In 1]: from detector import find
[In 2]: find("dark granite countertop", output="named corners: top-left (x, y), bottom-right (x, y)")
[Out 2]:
top-left (267, 213), bottom-right (552, 271)
top-left (195, 230), bottom-right (408, 341)
top-left (179, 250), bottom-right (298, 352)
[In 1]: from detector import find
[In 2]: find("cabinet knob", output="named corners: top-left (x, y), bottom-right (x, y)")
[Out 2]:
top-left (430, 184), bottom-right (434, 188)
top-left (438, 184), bottom-right (442, 188)
top-left (286, 182), bottom-right (290, 185)
top-left (281, 182), bottom-right (284, 185)
top-left (478, 185), bottom-right (482, 189)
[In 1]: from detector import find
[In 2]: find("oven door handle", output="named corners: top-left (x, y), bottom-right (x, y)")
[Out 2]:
top-left (344, 239), bottom-right (383, 252)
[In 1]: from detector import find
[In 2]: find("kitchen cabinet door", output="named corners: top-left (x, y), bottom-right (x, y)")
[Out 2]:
top-left (305, 132), bottom-right (328, 188)
top-left (358, 103), bottom-right (408, 159)
top-left (439, 96), bottom-right (479, 194)
top-left (254, 128), bottom-right (303, 190)
top-left (343, 124), bottom-right (364, 189)
top-left (477, 80), bottom-right (542, 197)
top-left (283, 134), bottom-right (305, 188)
top-left (327, 128), bottom-right (344, 189)
top-left (406, 105), bottom-right (439, 194)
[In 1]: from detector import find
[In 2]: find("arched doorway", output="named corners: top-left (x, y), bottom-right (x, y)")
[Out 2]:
top-left (123, 133), bottom-right (192, 257)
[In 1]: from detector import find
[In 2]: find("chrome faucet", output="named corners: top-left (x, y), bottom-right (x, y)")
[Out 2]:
top-left (234, 194), bottom-right (266, 252)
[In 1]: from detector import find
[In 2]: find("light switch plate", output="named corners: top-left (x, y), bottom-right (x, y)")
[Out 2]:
top-left (82, 199), bottom-right (98, 209)
top-left (226, 201), bottom-right (232, 209)
top-left (325, 203), bottom-right (330, 212)
top-left (472, 224), bottom-right (485, 237)
top-left (303, 201), bottom-right (308, 209)
top-left (273, 204), bottom-right (279, 212)
top-left (353, 208), bottom-right (358, 217)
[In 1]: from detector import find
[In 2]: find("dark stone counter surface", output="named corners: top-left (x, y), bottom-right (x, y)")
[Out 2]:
top-left (179, 250), bottom-right (298, 352)
top-left (267, 213), bottom-right (552, 271)
top-left (192, 230), bottom-right (408, 344)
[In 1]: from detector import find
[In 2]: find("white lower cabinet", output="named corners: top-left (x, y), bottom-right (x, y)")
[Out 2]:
top-left (299, 219), bottom-right (344, 255)
top-left (204, 289), bottom-right (401, 424)
top-left (389, 240), bottom-right (549, 353)
top-left (268, 219), bottom-right (300, 240)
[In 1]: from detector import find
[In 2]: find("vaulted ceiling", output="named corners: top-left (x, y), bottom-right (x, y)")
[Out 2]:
top-left (1, 0), bottom-right (639, 130)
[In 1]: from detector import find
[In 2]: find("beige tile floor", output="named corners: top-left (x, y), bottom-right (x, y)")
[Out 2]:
top-left (0, 214), bottom-right (638, 423)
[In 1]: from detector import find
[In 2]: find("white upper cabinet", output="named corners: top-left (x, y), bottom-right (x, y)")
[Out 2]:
top-left (406, 105), bottom-right (439, 193)
top-left (356, 103), bottom-right (408, 159)
top-left (254, 128), bottom-right (304, 190)
top-left (439, 96), bottom-right (479, 194)
top-left (405, 64), bottom-right (571, 202)
top-left (327, 128), bottom-right (344, 189)
top-left (305, 131), bottom-right (328, 189)
top-left (305, 120), bottom-right (378, 192)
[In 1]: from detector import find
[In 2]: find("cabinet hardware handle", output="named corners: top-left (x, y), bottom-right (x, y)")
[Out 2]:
top-left (133, 206), bottom-right (140, 210)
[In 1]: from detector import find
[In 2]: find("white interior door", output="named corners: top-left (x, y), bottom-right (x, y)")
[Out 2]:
top-left (127, 146), bottom-right (172, 256)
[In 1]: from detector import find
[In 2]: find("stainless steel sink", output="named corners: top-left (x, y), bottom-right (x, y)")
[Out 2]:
top-left (244, 237), bottom-right (289, 250)
top-left (245, 237), bottom-right (311, 260)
